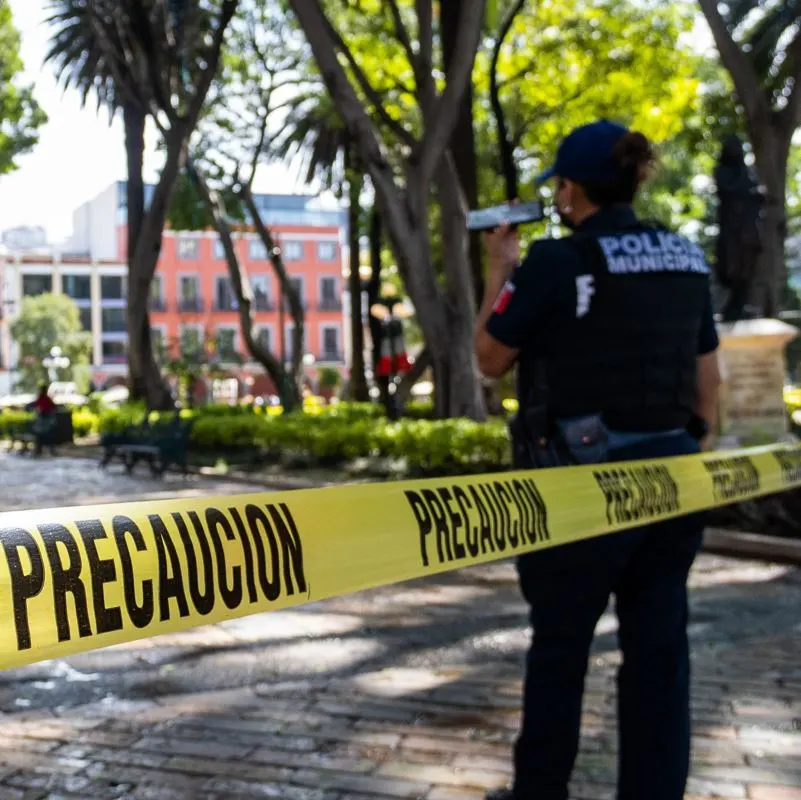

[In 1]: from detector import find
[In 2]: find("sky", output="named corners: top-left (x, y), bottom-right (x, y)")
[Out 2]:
top-left (0, 1), bottom-right (715, 246)
top-left (0, 0), bottom-right (301, 245)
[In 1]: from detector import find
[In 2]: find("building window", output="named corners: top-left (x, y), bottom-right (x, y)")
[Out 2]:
top-left (151, 327), bottom-right (166, 359)
top-left (178, 275), bottom-right (201, 312)
top-left (149, 275), bottom-right (165, 311)
top-left (101, 307), bottom-right (126, 333)
top-left (214, 237), bottom-right (226, 260)
top-left (284, 276), bottom-right (304, 310)
top-left (249, 239), bottom-right (268, 260)
top-left (215, 276), bottom-right (237, 311)
top-left (180, 326), bottom-right (202, 359)
top-left (177, 236), bottom-right (198, 260)
top-left (322, 326), bottom-right (341, 361)
top-left (251, 275), bottom-right (271, 310)
top-left (216, 328), bottom-right (237, 361)
top-left (22, 274), bottom-right (52, 297)
top-left (317, 241), bottom-right (337, 261)
top-left (100, 275), bottom-right (124, 300)
top-left (257, 327), bottom-right (271, 353)
top-left (282, 241), bottom-right (303, 261)
top-left (79, 308), bottom-right (92, 332)
top-left (284, 325), bottom-right (295, 362)
top-left (62, 274), bottom-right (91, 301)
top-left (319, 276), bottom-right (339, 310)
top-left (102, 340), bottom-right (126, 364)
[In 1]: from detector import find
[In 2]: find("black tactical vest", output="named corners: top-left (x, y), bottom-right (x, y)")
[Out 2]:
top-left (541, 218), bottom-right (711, 432)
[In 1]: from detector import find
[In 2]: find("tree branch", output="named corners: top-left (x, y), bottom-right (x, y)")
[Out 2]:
top-left (186, 0), bottom-right (238, 125)
top-left (386, 0), bottom-right (419, 77)
top-left (416, 0), bottom-right (486, 187)
top-left (490, 0), bottom-right (526, 200)
top-left (286, 0), bottom-right (406, 218)
top-left (697, 0), bottom-right (769, 128)
top-left (318, 8), bottom-right (416, 148)
top-left (778, 30), bottom-right (801, 137)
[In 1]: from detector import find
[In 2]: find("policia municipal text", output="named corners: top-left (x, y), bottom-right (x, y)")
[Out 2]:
top-left (474, 120), bottom-right (721, 800)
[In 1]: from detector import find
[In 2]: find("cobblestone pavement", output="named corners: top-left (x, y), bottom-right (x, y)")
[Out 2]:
top-left (0, 452), bottom-right (800, 799)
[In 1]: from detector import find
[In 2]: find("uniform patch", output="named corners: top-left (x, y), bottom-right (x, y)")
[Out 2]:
top-left (493, 281), bottom-right (515, 314)
top-left (597, 231), bottom-right (709, 275)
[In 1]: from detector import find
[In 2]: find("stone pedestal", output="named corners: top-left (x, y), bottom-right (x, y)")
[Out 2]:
top-left (717, 318), bottom-right (799, 445)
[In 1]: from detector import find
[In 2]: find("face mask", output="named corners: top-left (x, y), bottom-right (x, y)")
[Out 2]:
top-left (557, 209), bottom-right (576, 231)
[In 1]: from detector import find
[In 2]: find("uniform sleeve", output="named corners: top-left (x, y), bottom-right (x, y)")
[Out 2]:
top-left (698, 282), bottom-right (719, 355)
top-left (485, 242), bottom-right (564, 350)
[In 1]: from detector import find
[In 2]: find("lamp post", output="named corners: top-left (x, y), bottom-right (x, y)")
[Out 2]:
top-left (42, 346), bottom-right (70, 384)
top-left (370, 283), bottom-right (412, 420)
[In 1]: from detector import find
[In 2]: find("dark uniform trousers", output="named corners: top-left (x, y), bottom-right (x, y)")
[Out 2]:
top-left (512, 431), bottom-right (706, 800)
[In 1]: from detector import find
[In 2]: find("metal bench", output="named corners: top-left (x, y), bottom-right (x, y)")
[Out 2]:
top-left (9, 411), bottom-right (74, 456)
top-left (101, 415), bottom-right (192, 477)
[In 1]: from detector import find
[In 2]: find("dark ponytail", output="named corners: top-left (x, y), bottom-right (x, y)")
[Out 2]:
top-left (578, 130), bottom-right (656, 206)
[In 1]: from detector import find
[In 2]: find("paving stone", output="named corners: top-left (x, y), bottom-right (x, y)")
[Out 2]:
top-left (748, 788), bottom-right (801, 800)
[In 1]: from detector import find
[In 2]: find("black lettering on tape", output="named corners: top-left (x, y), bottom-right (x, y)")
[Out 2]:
top-left (112, 515), bottom-right (154, 629)
top-left (703, 456), bottom-right (761, 503)
top-left (149, 515), bottom-right (190, 621)
top-left (593, 465), bottom-right (680, 526)
top-left (421, 488), bottom-right (453, 563)
top-left (228, 507), bottom-right (258, 604)
top-left (39, 522), bottom-right (92, 643)
top-left (405, 490), bottom-right (432, 567)
top-left (772, 450), bottom-right (801, 486)
top-left (76, 519), bottom-right (123, 635)
top-left (438, 488), bottom-right (466, 560)
top-left (205, 508), bottom-right (243, 610)
top-left (495, 483), bottom-right (518, 547)
top-left (410, 477), bottom-right (550, 568)
top-left (244, 504), bottom-right (281, 601)
top-left (479, 485), bottom-right (505, 552)
top-left (2, 527), bottom-right (45, 651)
top-left (523, 480), bottom-right (550, 542)
top-left (174, 512), bottom-right (214, 615)
top-left (469, 487), bottom-right (494, 555)
top-left (267, 504), bottom-right (307, 596)
top-left (453, 486), bottom-right (478, 558)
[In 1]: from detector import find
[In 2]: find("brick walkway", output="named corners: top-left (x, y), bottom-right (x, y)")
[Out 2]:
top-left (0, 453), bottom-right (799, 799)
top-left (0, 555), bottom-right (797, 799)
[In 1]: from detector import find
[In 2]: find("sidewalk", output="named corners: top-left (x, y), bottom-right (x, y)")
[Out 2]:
top-left (0, 555), bottom-right (798, 799)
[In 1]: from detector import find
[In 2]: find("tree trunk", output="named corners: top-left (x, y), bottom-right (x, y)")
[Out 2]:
top-left (125, 118), bottom-right (178, 411)
top-left (374, 173), bottom-right (484, 420)
top-left (441, 0), bottom-right (483, 305)
top-left (345, 143), bottom-right (369, 401)
top-left (191, 165), bottom-right (302, 411)
top-left (239, 184), bottom-right (305, 396)
top-left (367, 205), bottom-right (389, 409)
top-left (752, 130), bottom-right (790, 318)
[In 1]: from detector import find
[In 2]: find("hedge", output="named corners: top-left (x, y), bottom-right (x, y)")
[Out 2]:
top-left (89, 403), bottom-right (512, 475)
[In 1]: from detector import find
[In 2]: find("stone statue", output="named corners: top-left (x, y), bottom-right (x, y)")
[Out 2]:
top-left (713, 134), bottom-right (765, 321)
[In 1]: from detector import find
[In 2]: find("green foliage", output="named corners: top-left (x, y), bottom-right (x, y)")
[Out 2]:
top-left (0, 410), bottom-right (33, 438)
top-left (9, 293), bottom-right (93, 392)
top-left (476, 0), bottom-right (707, 236)
top-left (98, 402), bottom-right (512, 475)
top-left (0, 1), bottom-right (46, 175)
top-left (318, 367), bottom-right (341, 390)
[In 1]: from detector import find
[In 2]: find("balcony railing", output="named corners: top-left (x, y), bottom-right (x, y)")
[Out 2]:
top-left (102, 320), bottom-right (127, 334)
top-left (319, 350), bottom-right (344, 363)
top-left (177, 298), bottom-right (205, 313)
top-left (318, 299), bottom-right (342, 312)
top-left (214, 299), bottom-right (239, 312)
top-left (149, 297), bottom-right (167, 312)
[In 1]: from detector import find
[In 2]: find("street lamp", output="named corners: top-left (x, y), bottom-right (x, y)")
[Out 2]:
top-left (42, 346), bottom-right (70, 384)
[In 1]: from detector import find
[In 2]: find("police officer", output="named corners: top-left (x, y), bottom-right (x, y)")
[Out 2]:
top-left (473, 120), bottom-right (721, 800)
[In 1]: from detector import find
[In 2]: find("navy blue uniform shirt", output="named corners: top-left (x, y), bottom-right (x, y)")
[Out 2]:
top-left (485, 206), bottom-right (719, 402)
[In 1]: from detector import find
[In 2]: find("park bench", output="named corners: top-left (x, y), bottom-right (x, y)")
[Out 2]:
top-left (8, 411), bottom-right (74, 456)
top-left (100, 414), bottom-right (193, 477)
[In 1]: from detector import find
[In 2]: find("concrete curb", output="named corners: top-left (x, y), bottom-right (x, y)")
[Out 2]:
top-left (703, 528), bottom-right (801, 566)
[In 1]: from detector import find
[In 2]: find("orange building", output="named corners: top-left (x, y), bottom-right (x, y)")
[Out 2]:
top-left (64, 182), bottom-right (348, 397)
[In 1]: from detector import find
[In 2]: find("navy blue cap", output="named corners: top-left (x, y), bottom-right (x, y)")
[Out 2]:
top-left (536, 119), bottom-right (629, 186)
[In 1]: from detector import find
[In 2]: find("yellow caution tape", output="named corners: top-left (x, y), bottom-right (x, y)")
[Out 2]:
top-left (0, 442), bottom-right (799, 670)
